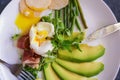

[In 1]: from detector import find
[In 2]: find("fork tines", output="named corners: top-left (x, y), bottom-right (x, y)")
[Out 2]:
top-left (17, 69), bottom-right (35, 80)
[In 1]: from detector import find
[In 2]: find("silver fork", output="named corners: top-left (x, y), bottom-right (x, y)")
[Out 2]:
top-left (0, 59), bottom-right (35, 80)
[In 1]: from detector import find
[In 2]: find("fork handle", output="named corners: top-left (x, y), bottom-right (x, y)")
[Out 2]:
top-left (0, 59), bottom-right (11, 68)
top-left (0, 59), bottom-right (7, 64)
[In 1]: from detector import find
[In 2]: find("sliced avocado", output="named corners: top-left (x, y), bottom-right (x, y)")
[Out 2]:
top-left (65, 32), bottom-right (85, 41)
top-left (43, 63), bottom-right (60, 80)
top-left (58, 44), bottom-right (105, 62)
top-left (56, 58), bottom-right (104, 77)
top-left (52, 62), bottom-right (97, 80)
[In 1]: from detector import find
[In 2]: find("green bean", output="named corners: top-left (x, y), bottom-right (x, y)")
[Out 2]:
top-left (63, 7), bottom-right (66, 27)
top-left (57, 9), bottom-right (64, 23)
top-left (69, 0), bottom-right (72, 26)
top-left (66, 5), bottom-right (69, 28)
top-left (60, 10), bottom-right (62, 18)
top-left (58, 10), bottom-right (60, 18)
top-left (55, 10), bottom-right (58, 19)
top-left (75, 17), bottom-right (81, 31)
top-left (55, 10), bottom-right (59, 33)
top-left (58, 10), bottom-right (63, 19)
top-left (71, 16), bottom-right (76, 34)
top-left (76, 0), bottom-right (88, 29)
top-left (73, 0), bottom-right (79, 16)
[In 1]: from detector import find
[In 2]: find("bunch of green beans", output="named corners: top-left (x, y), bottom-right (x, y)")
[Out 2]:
top-left (54, 0), bottom-right (87, 35)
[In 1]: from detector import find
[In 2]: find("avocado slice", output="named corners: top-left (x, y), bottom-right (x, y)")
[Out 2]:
top-left (58, 44), bottom-right (105, 62)
top-left (56, 58), bottom-right (104, 77)
top-left (64, 32), bottom-right (85, 41)
top-left (43, 63), bottom-right (60, 80)
top-left (52, 62), bottom-right (97, 80)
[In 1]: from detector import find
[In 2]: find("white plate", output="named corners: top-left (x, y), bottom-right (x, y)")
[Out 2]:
top-left (0, 0), bottom-right (119, 80)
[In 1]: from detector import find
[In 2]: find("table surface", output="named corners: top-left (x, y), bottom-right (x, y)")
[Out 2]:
top-left (0, 0), bottom-right (120, 80)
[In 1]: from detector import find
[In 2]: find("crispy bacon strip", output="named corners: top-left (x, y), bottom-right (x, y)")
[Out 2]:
top-left (17, 35), bottom-right (41, 68)
top-left (17, 34), bottom-right (30, 49)
top-left (22, 49), bottom-right (41, 68)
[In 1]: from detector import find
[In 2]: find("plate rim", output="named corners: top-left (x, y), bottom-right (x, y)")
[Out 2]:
top-left (100, 1), bottom-right (120, 80)
top-left (0, 0), bottom-right (119, 80)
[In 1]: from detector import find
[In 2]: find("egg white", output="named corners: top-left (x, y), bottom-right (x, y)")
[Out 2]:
top-left (29, 22), bottom-right (55, 56)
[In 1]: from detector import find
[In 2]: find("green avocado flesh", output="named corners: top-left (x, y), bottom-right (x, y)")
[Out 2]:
top-left (65, 32), bottom-right (85, 41)
top-left (43, 63), bottom-right (60, 80)
top-left (58, 44), bottom-right (105, 62)
top-left (56, 58), bottom-right (104, 77)
top-left (52, 62), bottom-right (97, 80)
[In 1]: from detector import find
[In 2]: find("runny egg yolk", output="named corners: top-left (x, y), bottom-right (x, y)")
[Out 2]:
top-left (34, 30), bottom-right (48, 46)
top-left (15, 13), bottom-right (40, 35)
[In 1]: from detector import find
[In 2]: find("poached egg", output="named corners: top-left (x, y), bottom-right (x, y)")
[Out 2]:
top-left (29, 22), bottom-right (54, 56)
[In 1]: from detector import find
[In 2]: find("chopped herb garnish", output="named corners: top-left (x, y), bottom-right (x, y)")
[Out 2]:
top-left (11, 34), bottom-right (20, 40)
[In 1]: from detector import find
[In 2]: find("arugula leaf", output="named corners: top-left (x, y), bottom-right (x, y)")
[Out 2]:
top-left (36, 50), bottom-right (57, 71)
top-left (72, 42), bottom-right (82, 52)
top-left (60, 40), bottom-right (72, 51)
top-left (41, 13), bottom-right (53, 22)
